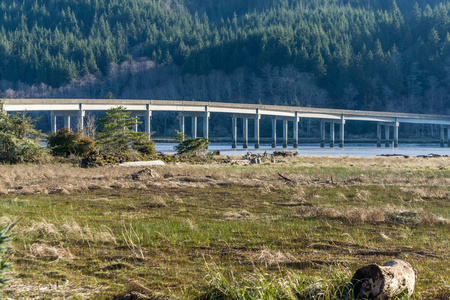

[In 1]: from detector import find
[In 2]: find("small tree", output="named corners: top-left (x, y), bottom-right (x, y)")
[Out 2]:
top-left (0, 223), bottom-right (15, 294)
top-left (96, 106), bottom-right (155, 156)
top-left (174, 130), bottom-right (210, 154)
top-left (0, 109), bottom-right (48, 164)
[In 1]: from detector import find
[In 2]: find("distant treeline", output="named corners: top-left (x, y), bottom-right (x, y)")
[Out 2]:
top-left (1, 0), bottom-right (450, 115)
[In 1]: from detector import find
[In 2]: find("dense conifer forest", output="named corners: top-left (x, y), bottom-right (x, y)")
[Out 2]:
top-left (1, 0), bottom-right (450, 116)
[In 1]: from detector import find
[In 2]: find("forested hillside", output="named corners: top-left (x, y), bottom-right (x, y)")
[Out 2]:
top-left (1, 0), bottom-right (450, 115)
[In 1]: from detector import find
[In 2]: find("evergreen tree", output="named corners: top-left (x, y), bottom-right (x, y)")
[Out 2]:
top-left (96, 106), bottom-right (154, 155)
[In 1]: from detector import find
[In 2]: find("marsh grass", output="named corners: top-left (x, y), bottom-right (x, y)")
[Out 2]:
top-left (0, 156), bottom-right (449, 299)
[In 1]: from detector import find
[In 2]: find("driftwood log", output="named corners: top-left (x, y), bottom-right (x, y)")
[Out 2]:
top-left (351, 259), bottom-right (416, 299)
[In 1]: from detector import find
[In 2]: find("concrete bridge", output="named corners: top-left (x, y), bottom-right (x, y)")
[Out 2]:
top-left (3, 98), bottom-right (450, 148)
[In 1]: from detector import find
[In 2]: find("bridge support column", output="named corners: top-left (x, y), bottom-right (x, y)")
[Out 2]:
top-left (191, 116), bottom-right (197, 138)
top-left (243, 117), bottom-right (248, 149)
top-left (179, 114), bottom-right (185, 138)
top-left (132, 115), bottom-right (139, 132)
top-left (283, 119), bottom-right (288, 148)
top-left (447, 126), bottom-right (450, 147)
top-left (254, 115), bottom-right (260, 149)
top-left (339, 116), bottom-right (345, 148)
top-left (144, 105), bottom-right (152, 139)
top-left (394, 120), bottom-right (399, 148)
top-left (203, 112), bottom-right (210, 140)
top-left (293, 116), bottom-right (299, 149)
top-left (232, 115), bottom-right (237, 149)
top-left (385, 125), bottom-right (390, 147)
top-left (320, 120), bottom-right (325, 148)
top-left (330, 122), bottom-right (335, 148)
top-left (271, 118), bottom-right (277, 148)
top-left (441, 125), bottom-right (445, 147)
top-left (78, 104), bottom-right (85, 133)
top-left (64, 116), bottom-right (71, 130)
top-left (50, 112), bottom-right (57, 133)
top-left (377, 123), bottom-right (382, 147)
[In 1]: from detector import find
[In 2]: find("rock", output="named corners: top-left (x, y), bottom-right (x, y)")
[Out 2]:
top-left (351, 259), bottom-right (416, 299)
top-left (118, 160), bottom-right (165, 167)
top-left (272, 150), bottom-right (298, 157)
top-left (250, 157), bottom-right (261, 164)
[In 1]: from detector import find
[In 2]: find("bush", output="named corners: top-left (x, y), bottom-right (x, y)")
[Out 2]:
top-left (47, 127), bottom-right (96, 157)
top-left (0, 110), bottom-right (48, 164)
top-left (0, 223), bottom-right (15, 294)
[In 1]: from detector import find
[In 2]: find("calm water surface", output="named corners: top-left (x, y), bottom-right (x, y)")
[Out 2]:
top-left (155, 142), bottom-right (450, 157)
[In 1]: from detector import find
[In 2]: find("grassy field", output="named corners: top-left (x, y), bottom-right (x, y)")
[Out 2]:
top-left (0, 155), bottom-right (449, 299)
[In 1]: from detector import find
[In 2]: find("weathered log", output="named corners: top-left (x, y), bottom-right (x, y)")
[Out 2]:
top-left (351, 259), bottom-right (416, 299)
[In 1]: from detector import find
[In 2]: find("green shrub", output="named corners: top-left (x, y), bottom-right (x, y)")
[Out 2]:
top-left (47, 127), bottom-right (96, 157)
top-left (0, 223), bottom-right (15, 294)
top-left (0, 110), bottom-right (48, 164)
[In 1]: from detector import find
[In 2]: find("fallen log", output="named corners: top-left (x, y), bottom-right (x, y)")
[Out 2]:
top-left (351, 259), bottom-right (416, 299)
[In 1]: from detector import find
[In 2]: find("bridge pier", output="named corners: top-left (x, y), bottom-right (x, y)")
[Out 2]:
top-left (385, 125), bottom-right (390, 147)
top-left (232, 115), bottom-right (237, 149)
top-left (394, 120), bottom-right (399, 148)
top-left (339, 116), bottom-right (345, 148)
top-left (203, 111), bottom-right (210, 140)
top-left (283, 119), bottom-right (288, 148)
top-left (448, 126), bottom-right (450, 147)
top-left (254, 115), bottom-right (260, 149)
top-left (133, 117), bottom-right (139, 132)
top-left (50, 112), bottom-right (57, 133)
top-left (191, 116), bottom-right (197, 138)
top-left (272, 118), bottom-right (277, 148)
top-left (50, 110), bottom-right (83, 133)
top-left (293, 116), bottom-right (299, 149)
top-left (320, 120), bottom-right (326, 148)
top-left (142, 105), bottom-right (151, 139)
top-left (64, 116), bottom-right (71, 130)
top-left (330, 122), bottom-right (335, 148)
top-left (377, 123), bottom-right (382, 147)
top-left (243, 117), bottom-right (248, 149)
top-left (179, 114), bottom-right (185, 138)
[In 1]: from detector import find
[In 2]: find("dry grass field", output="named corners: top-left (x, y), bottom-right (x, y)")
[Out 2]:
top-left (0, 155), bottom-right (449, 299)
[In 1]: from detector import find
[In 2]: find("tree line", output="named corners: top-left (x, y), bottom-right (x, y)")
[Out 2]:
top-left (0, 0), bottom-right (450, 117)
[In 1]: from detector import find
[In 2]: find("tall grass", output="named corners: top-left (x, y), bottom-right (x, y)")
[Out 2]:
top-left (202, 264), bottom-right (354, 299)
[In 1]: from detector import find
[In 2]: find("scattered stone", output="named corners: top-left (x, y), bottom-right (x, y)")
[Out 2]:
top-left (351, 259), bottom-right (416, 299)
top-left (119, 160), bottom-right (165, 167)
top-left (272, 150), bottom-right (298, 157)
top-left (231, 160), bottom-right (250, 166)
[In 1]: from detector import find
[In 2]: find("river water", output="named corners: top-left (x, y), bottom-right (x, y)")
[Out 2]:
top-left (155, 142), bottom-right (450, 157)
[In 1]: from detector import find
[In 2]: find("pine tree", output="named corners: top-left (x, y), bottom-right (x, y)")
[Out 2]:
top-left (96, 106), bottom-right (154, 156)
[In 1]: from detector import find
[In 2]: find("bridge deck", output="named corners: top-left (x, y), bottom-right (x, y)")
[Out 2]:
top-left (2, 98), bottom-right (450, 125)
